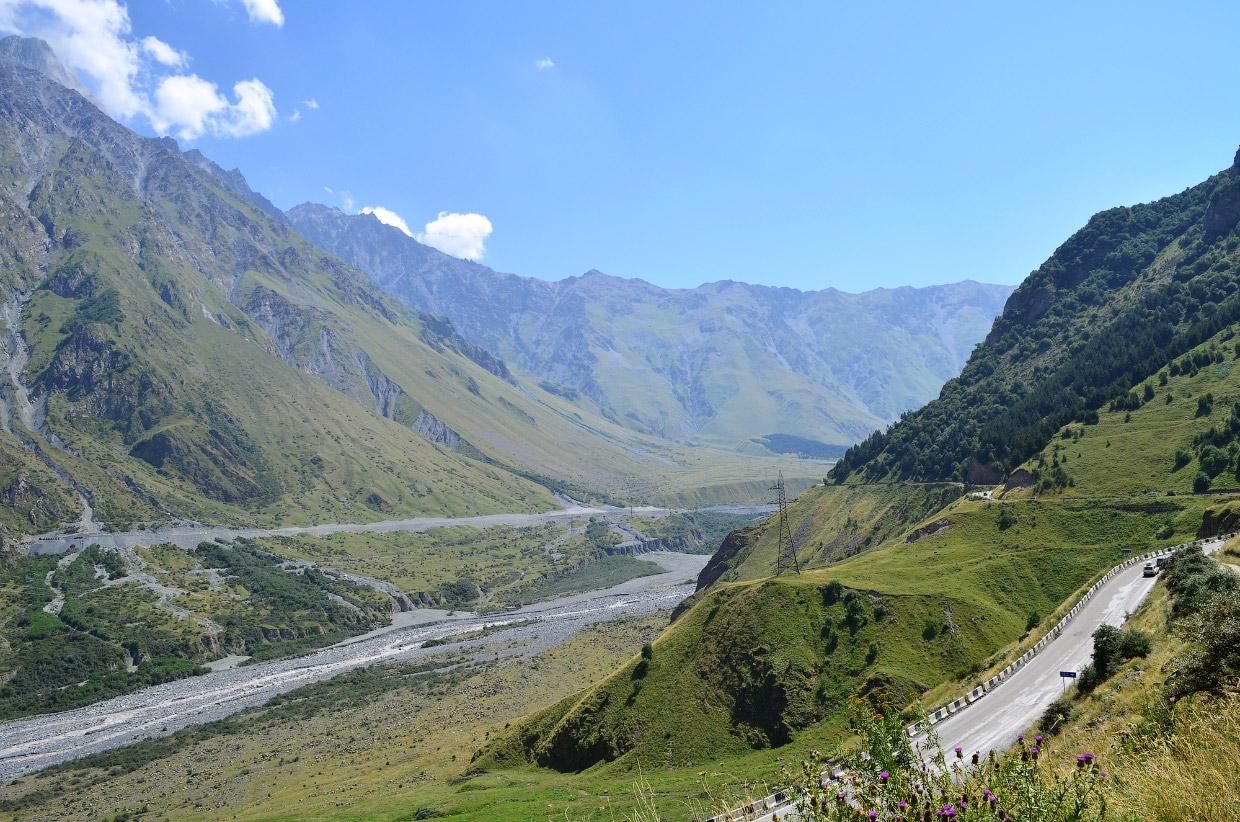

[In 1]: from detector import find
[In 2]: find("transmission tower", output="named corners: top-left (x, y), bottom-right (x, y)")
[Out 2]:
top-left (770, 471), bottom-right (800, 575)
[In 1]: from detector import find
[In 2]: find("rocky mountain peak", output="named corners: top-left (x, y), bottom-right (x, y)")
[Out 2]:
top-left (0, 35), bottom-right (94, 101)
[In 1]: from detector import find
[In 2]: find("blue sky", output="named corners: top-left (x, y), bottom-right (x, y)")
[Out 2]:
top-left (5, 1), bottom-right (1240, 292)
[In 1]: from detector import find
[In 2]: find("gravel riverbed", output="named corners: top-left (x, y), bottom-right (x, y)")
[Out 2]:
top-left (0, 551), bottom-right (708, 781)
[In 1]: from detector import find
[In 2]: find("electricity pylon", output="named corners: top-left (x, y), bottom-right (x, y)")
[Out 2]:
top-left (770, 471), bottom-right (800, 575)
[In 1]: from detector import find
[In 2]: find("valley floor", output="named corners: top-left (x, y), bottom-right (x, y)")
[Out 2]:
top-left (0, 552), bottom-right (707, 782)
top-left (24, 501), bottom-right (776, 556)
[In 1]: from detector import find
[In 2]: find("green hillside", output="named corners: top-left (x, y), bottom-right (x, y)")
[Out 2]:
top-left (833, 146), bottom-right (1240, 484)
top-left (0, 42), bottom-right (818, 539)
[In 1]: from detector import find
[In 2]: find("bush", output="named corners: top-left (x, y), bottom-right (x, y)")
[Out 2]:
top-left (1194, 471), bottom-right (1212, 492)
top-left (1199, 445), bottom-right (1230, 477)
top-left (922, 617), bottom-right (941, 641)
top-left (1076, 663), bottom-right (1102, 694)
top-left (866, 641), bottom-right (879, 664)
top-left (1173, 448), bottom-right (1193, 470)
top-left (1025, 610), bottom-right (1041, 633)
top-left (640, 642), bottom-right (653, 660)
top-left (1038, 696), bottom-right (1074, 736)
top-left (1197, 392), bottom-right (1215, 417)
top-left (1119, 629), bottom-right (1152, 660)
top-left (822, 580), bottom-right (843, 605)
top-left (997, 508), bottom-right (1018, 530)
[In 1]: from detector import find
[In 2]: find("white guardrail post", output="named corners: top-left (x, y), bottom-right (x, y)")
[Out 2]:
top-left (910, 536), bottom-right (1201, 734)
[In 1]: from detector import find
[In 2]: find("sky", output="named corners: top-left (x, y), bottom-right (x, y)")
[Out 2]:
top-left (3, 1), bottom-right (1240, 293)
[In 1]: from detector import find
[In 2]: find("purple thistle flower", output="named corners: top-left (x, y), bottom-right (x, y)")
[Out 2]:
top-left (1017, 734), bottom-right (1024, 742)
top-left (1035, 735), bottom-right (1043, 743)
top-left (1100, 771), bottom-right (1109, 778)
top-left (954, 747), bottom-right (963, 758)
top-left (869, 813), bottom-right (878, 820)
top-left (881, 771), bottom-right (890, 782)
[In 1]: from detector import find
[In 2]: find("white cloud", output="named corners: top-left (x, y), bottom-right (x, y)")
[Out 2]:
top-left (217, 77), bottom-right (275, 136)
top-left (417, 212), bottom-right (493, 260)
top-left (149, 74), bottom-right (275, 140)
top-left (0, 0), bottom-right (281, 141)
top-left (286, 109), bottom-right (301, 122)
top-left (303, 98), bottom-right (318, 109)
top-left (140, 35), bottom-right (186, 68)
top-left (536, 57), bottom-right (554, 69)
top-left (239, 0), bottom-right (283, 26)
top-left (151, 74), bottom-right (225, 139)
top-left (361, 206), bottom-right (413, 237)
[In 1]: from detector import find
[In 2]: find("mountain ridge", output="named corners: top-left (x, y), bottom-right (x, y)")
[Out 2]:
top-left (286, 202), bottom-right (1013, 449)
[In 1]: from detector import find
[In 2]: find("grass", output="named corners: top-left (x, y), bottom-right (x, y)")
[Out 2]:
top-left (511, 555), bottom-right (662, 602)
top-left (256, 522), bottom-right (657, 609)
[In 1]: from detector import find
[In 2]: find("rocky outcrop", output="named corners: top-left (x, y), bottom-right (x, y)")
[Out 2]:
top-left (413, 409), bottom-right (466, 450)
top-left (905, 518), bottom-right (952, 544)
top-left (1204, 175), bottom-right (1240, 240)
top-left (419, 314), bottom-right (513, 382)
top-left (1002, 468), bottom-right (1037, 493)
top-left (1198, 500), bottom-right (1240, 538)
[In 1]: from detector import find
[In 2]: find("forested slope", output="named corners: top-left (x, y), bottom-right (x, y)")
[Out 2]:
top-left (833, 146), bottom-right (1240, 483)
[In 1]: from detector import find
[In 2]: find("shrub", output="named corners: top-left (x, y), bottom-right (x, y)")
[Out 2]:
top-left (1038, 696), bottom-right (1074, 736)
top-left (640, 642), bottom-right (653, 660)
top-left (1194, 471), bottom-right (1212, 492)
top-left (1025, 610), bottom-right (1041, 632)
top-left (997, 508), bottom-right (1017, 530)
top-left (1119, 629), bottom-right (1152, 659)
top-left (1199, 445), bottom-right (1229, 477)
top-left (866, 641), bottom-right (879, 664)
top-left (1076, 663), bottom-right (1102, 694)
top-left (922, 617), bottom-right (941, 641)
top-left (1173, 448), bottom-right (1193, 470)
top-left (1197, 392), bottom-right (1215, 417)
top-left (822, 580), bottom-right (843, 605)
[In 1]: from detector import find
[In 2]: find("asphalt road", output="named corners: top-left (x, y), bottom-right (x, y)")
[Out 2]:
top-left (0, 551), bottom-right (708, 781)
top-left (734, 539), bottom-right (1223, 822)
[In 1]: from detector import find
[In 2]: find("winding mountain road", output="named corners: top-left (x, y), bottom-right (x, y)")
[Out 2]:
top-left (731, 538), bottom-right (1224, 822)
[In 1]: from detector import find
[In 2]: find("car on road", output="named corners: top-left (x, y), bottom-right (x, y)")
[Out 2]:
top-left (1143, 561), bottom-right (1158, 577)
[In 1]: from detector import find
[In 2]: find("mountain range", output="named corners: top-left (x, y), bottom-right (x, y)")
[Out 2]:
top-left (286, 204), bottom-right (1012, 451)
top-left (0, 34), bottom-right (1011, 543)
top-left (0, 36), bottom-right (827, 544)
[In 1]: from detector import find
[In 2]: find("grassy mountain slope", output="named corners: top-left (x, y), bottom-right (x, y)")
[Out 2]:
top-left (833, 146), bottom-right (1240, 484)
top-left (0, 38), bottom-right (817, 536)
top-left (478, 484), bottom-right (1210, 776)
top-left (289, 203), bottom-right (1012, 450)
top-left (475, 148), bottom-right (1240, 790)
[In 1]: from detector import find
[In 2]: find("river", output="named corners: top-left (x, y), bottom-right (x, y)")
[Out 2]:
top-left (0, 551), bottom-right (709, 781)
